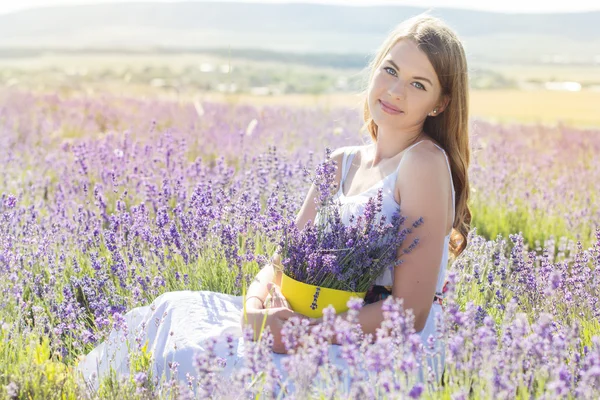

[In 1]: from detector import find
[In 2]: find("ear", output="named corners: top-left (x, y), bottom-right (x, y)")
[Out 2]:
top-left (436, 94), bottom-right (450, 114)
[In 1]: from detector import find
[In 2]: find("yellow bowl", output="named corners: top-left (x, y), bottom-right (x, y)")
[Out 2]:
top-left (280, 273), bottom-right (367, 318)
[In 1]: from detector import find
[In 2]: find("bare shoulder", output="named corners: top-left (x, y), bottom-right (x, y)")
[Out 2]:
top-left (330, 145), bottom-right (363, 158)
top-left (399, 140), bottom-right (447, 175)
top-left (329, 147), bottom-right (347, 164)
top-left (397, 140), bottom-right (449, 187)
top-left (329, 145), bottom-right (364, 166)
top-left (394, 140), bottom-right (451, 233)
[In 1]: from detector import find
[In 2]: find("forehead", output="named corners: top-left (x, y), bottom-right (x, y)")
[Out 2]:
top-left (384, 39), bottom-right (437, 79)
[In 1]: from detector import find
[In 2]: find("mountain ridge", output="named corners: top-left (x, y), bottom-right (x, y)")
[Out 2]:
top-left (1, 2), bottom-right (598, 64)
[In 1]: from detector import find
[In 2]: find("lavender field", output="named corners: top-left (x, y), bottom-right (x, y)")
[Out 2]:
top-left (1, 88), bottom-right (600, 399)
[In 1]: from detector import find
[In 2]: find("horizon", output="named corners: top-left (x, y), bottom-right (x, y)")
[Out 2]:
top-left (1, 0), bottom-right (600, 16)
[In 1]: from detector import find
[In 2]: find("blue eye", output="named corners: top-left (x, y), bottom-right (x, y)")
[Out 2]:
top-left (384, 67), bottom-right (426, 91)
top-left (384, 67), bottom-right (397, 76)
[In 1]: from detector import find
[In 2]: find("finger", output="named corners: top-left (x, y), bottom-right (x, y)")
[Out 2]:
top-left (274, 287), bottom-right (291, 307)
top-left (270, 283), bottom-right (283, 298)
top-left (272, 253), bottom-right (281, 266)
top-left (272, 285), bottom-right (289, 303)
top-left (290, 311), bottom-right (316, 322)
top-left (278, 308), bottom-right (304, 320)
top-left (272, 344), bottom-right (287, 354)
top-left (264, 294), bottom-right (274, 308)
top-left (268, 284), bottom-right (284, 308)
top-left (267, 283), bottom-right (281, 305)
top-left (272, 295), bottom-right (285, 308)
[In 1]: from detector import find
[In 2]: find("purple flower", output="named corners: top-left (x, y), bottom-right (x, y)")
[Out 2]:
top-left (3, 194), bottom-right (17, 209)
top-left (5, 382), bottom-right (18, 399)
top-left (134, 371), bottom-right (147, 386)
top-left (408, 383), bottom-right (424, 398)
top-left (278, 155), bottom-right (421, 294)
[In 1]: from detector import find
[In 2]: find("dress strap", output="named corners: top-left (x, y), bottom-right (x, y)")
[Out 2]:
top-left (340, 146), bottom-right (359, 187)
top-left (404, 139), bottom-right (426, 153)
top-left (392, 140), bottom-right (425, 174)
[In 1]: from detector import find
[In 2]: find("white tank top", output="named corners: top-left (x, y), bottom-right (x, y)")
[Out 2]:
top-left (332, 141), bottom-right (456, 296)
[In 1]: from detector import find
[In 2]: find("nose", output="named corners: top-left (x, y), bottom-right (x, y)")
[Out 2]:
top-left (388, 79), bottom-right (407, 99)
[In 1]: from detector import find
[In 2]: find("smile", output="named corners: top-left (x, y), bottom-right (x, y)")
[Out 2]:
top-left (379, 100), bottom-right (403, 115)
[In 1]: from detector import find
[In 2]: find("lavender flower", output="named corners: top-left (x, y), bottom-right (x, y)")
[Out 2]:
top-left (277, 149), bottom-right (421, 293)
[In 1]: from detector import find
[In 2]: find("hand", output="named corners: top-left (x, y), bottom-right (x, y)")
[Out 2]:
top-left (245, 306), bottom-right (310, 354)
top-left (305, 316), bottom-right (342, 345)
top-left (269, 307), bottom-right (304, 354)
top-left (264, 282), bottom-right (291, 310)
top-left (263, 283), bottom-right (311, 353)
top-left (242, 282), bottom-right (321, 354)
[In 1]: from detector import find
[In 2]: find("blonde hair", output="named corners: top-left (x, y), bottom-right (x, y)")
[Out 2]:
top-left (361, 13), bottom-right (471, 258)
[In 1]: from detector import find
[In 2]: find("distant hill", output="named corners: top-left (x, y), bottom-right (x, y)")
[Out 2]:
top-left (0, 1), bottom-right (599, 64)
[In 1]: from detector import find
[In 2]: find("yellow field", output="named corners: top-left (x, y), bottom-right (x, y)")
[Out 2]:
top-left (468, 89), bottom-right (600, 128)
top-left (473, 62), bottom-right (600, 83)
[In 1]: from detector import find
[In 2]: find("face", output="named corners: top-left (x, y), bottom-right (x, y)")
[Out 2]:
top-left (367, 39), bottom-right (447, 132)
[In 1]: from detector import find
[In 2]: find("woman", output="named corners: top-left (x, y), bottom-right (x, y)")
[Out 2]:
top-left (78, 13), bottom-right (471, 395)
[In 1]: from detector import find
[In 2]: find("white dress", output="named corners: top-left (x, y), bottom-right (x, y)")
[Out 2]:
top-left (77, 140), bottom-right (455, 395)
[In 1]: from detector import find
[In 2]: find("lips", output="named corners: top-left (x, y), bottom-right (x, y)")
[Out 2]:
top-left (379, 100), bottom-right (403, 114)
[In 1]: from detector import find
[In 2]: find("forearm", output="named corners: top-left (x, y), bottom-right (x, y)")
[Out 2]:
top-left (244, 263), bottom-right (276, 310)
top-left (240, 259), bottom-right (281, 331)
top-left (240, 290), bottom-right (266, 340)
top-left (329, 300), bottom-right (385, 344)
top-left (354, 300), bottom-right (386, 338)
top-left (334, 298), bottom-right (427, 343)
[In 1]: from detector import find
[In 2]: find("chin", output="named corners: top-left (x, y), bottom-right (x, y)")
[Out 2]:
top-left (372, 111), bottom-right (395, 126)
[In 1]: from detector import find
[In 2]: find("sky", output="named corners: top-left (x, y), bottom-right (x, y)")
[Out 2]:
top-left (0, 0), bottom-right (599, 15)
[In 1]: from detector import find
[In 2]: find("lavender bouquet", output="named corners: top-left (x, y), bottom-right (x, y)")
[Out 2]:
top-left (275, 148), bottom-right (422, 311)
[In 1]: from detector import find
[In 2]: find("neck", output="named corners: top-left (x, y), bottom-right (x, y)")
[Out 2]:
top-left (369, 125), bottom-right (424, 167)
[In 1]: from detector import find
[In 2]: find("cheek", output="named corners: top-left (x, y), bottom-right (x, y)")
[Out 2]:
top-left (370, 73), bottom-right (386, 91)
top-left (366, 86), bottom-right (376, 109)
top-left (420, 98), bottom-right (437, 113)
top-left (368, 75), bottom-right (386, 102)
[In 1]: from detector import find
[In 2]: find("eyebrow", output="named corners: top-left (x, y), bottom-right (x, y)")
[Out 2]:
top-left (386, 60), bottom-right (433, 86)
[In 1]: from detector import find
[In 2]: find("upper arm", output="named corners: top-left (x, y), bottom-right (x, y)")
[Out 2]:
top-left (391, 144), bottom-right (450, 332)
top-left (294, 147), bottom-right (346, 230)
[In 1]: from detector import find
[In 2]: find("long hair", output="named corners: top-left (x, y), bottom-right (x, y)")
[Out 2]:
top-left (361, 13), bottom-right (471, 258)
